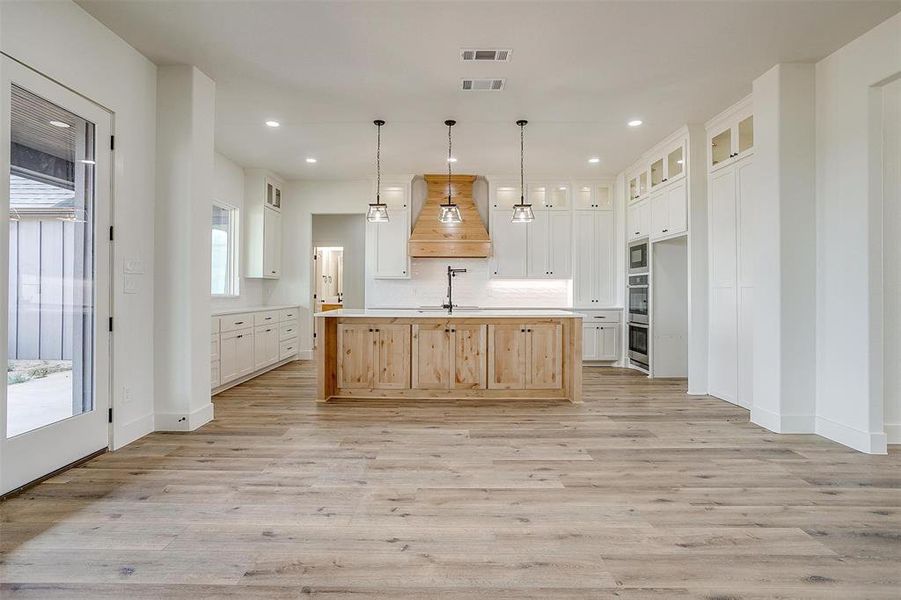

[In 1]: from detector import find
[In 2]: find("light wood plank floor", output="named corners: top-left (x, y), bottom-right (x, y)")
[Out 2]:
top-left (2, 361), bottom-right (899, 599)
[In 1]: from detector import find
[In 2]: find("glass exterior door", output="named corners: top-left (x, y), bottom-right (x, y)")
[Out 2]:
top-left (1, 58), bottom-right (111, 495)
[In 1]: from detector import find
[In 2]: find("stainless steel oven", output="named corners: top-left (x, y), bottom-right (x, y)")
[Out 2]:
top-left (628, 322), bottom-right (649, 370)
top-left (629, 240), bottom-right (648, 274)
top-left (628, 274), bottom-right (649, 324)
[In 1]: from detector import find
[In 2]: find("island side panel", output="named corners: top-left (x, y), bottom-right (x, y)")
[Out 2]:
top-left (315, 316), bottom-right (338, 401)
top-left (568, 317), bottom-right (583, 403)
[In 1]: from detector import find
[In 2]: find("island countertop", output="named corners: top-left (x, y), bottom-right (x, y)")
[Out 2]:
top-left (314, 308), bottom-right (584, 318)
top-left (315, 310), bottom-right (582, 403)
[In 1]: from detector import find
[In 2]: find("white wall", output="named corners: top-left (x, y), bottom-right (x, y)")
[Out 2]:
top-left (1, 0), bottom-right (158, 449)
top-left (751, 63), bottom-right (817, 432)
top-left (885, 78), bottom-right (901, 444)
top-left (211, 152), bottom-right (271, 310)
top-left (815, 13), bottom-right (900, 453)
top-left (154, 65), bottom-right (215, 431)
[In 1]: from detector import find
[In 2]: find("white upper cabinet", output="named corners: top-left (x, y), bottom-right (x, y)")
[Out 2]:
top-left (490, 209), bottom-right (528, 278)
top-left (492, 183), bottom-right (522, 210)
top-left (527, 211), bottom-right (571, 278)
top-left (245, 169), bottom-right (284, 279)
top-left (650, 180), bottom-right (687, 240)
top-left (573, 209), bottom-right (615, 307)
top-left (708, 99), bottom-right (754, 172)
top-left (574, 182), bottom-right (614, 210)
top-left (627, 198), bottom-right (650, 241)
top-left (368, 179), bottom-right (412, 279)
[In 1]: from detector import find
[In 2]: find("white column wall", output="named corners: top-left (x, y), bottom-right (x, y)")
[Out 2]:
top-left (153, 65), bottom-right (215, 430)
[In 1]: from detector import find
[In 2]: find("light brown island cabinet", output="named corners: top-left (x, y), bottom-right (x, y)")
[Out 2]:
top-left (412, 323), bottom-right (488, 390)
top-left (316, 310), bottom-right (582, 402)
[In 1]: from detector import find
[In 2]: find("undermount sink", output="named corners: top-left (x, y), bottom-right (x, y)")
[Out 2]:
top-left (417, 305), bottom-right (480, 313)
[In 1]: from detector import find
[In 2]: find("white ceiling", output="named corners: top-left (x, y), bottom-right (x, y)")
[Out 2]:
top-left (78, 0), bottom-right (900, 180)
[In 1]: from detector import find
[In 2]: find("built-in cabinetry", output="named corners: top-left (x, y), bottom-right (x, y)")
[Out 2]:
top-left (489, 182), bottom-right (575, 279)
top-left (487, 322), bottom-right (563, 390)
top-left (211, 306), bottom-right (299, 393)
top-left (244, 170), bottom-right (284, 279)
top-left (573, 191), bottom-right (616, 306)
top-left (580, 310), bottom-right (621, 361)
top-left (368, 177), bottom-right (413, 279)
top-left (336, 323), bottom-right (411, 389)
top-left (706, 96), bottom-right (755, 407)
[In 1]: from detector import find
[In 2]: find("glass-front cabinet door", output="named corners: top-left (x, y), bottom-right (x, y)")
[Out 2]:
top-left (711, 126), bottom-right (732, 169)
top-left (528, 184), bottom-right (547, 209)
top-left (492, 184), bottom-right (521, 210)
top-left (738, 115), bottom-right (754, 155)
top-left (574, 183), bottom-right (613, 210)
top-left (629, 176), bottom-right (639, 201)
top-left (667, 145), bottom-right (684, 181)
top-left (638, 171), bottom-right (648, 197)
top-left (650, 158), bottom-right (664, 189)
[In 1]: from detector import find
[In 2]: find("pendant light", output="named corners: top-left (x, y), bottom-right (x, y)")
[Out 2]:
top-left (438, 119), bottom-right (463, 224)
top-left (512, 119), bottom-right (534, 223)
top-left (367, 119), bottom-right (389, 223)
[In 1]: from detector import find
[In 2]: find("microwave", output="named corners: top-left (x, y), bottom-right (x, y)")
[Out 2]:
top-left (629, 240), bottom-right (648, 274)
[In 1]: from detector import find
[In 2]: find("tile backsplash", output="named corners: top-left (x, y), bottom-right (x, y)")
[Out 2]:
top-left (366, 259), bottom-right (571, 308)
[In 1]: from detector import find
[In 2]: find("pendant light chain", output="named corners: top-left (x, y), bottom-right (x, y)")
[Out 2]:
top-left (520, 121), bottom-right (525, 203)
top-left (376, 121), bottom-right (381, 202)
top-left (447, 121), bottom-right (453, 202)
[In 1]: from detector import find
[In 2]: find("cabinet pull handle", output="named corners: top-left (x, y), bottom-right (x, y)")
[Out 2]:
top-left (235, 321), bottom-right (243, 325)
top-left (662, 229), bottom-right (668, 233)
top-left (236, 335), bottom-right (243, 339)
top-left (520, 329), bottom-right (525, 333)
top-left (527, 328), bottom-right (532, 333)
top-left (444, 329), bottom-right (449, 333)
top-left (265, 317), bottom-right (271, 320)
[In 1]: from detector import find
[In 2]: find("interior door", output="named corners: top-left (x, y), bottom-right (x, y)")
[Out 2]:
top-left (1, 58), bottom-right (112, 495)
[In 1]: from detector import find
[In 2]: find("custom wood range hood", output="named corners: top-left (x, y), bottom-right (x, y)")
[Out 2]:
top-left (408, 174), bottom-right (491, 258)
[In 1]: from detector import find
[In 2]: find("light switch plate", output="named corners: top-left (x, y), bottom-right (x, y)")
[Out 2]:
top-left (123, 274), bottom-right (138, 294)
top-left (124, 258), bottom-right (144, 274)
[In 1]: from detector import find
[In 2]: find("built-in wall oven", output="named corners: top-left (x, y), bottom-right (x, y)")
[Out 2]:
top-left (629, 240), bottom-right (648, 274)
top-left (628, 322), bottom-right (649, 371)
top-left (628, 274), bottom-right (649, 324)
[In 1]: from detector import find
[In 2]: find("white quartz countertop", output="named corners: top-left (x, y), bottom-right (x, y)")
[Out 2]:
top-left (314, 309), bottom-right (584, 318)
top-left (213, 304), bottom-right (299, 316)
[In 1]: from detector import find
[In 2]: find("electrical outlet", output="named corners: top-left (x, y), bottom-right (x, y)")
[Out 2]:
top-left (123, 274), bottom-right (138, 294)
top-left (122, 385), bottom-right (133, 403)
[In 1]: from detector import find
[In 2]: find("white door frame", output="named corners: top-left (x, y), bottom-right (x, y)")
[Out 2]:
top-left (0, 56), bottom-right (113, 495)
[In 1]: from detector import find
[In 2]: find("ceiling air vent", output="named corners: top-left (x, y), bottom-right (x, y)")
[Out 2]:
top-left (461, 48), bottom-right (512, 62)
top-left (461, 78), bottom-right (506, 92)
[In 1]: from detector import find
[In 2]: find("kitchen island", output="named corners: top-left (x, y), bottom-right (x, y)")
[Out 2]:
top-left (314, 309), bottom-right (583, 402)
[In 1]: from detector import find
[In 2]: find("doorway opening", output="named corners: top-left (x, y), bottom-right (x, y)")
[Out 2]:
top-left (314, 246), bottom-right (344, 313)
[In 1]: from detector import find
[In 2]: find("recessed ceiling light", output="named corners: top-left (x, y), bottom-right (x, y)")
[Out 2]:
top-left (265, 120), bottom-right (280, 128)
top-left (305, 157), bottom-right (317, 163)
top-left (49, 120), bottom-right (70, 128)
top-left (628, 119), bottom-right (643, 127)
top-left (447, 157), bottom-right (457, 163)
top-left (588, 157), bottom-right (600, 164)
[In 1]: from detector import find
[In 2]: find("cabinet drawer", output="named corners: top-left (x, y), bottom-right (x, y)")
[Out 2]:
top-left (279, 321), bottom-right (299, 341)
top-left (254, 311), bottom-right (279, 326)
top-left (280, 308), bottom-right (298, 322)
top-left (220, 313), bottom-right (253, 332)
top-left (279, 338), bottom-right (299, 360)
top-left (211, 316), bottom-right (221, 333)
top-left (581, 310), bottom-right (621, 324)
top-left (211, 360), bottom-right (220, 389)
top-left (211, 334), bottom-right (220, 361)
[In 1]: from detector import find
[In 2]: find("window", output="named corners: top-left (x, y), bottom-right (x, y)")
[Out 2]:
top-left (211, 203), bottom-right (239, 296)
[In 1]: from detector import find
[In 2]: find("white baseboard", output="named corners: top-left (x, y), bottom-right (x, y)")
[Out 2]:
top-left (212, 356), bottom-right (300, 395)
top-left (815, 415), bottom-right (887, 454)
top-left (113, 412), bottom-right (154, 450)
top-left (155, 402), bottom-right (214, 432)
top-left (886, 423), bottom-right (901, 445)
top-left (751, 406), bottom-right (814, 433)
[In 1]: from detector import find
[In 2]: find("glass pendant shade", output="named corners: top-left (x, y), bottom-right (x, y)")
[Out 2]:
top-left (367, 202), bottom-right (389, 223)
top-left (511, 203), bottom-right (534, 223)
top-left (438, 204), bottom-right (463, 224)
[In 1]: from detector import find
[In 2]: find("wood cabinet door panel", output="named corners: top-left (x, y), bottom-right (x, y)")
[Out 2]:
top-left (374, 324), bottom-right (411, 389)
top-left (452, 324), bottom-right (487, 389)
top-left (412, 324), bottom-right (451, 389)
top-left (487, 324), bottom-right (526, 389)
top-left (526, 323), bottom-right (563, 389)
top-left (337, 324), bottom-right (373, 389)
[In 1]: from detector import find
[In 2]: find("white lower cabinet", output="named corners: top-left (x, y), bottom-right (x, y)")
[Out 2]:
top-left (582, 324), bottom-right (618, 361)
top-left (254, 325), bottom-right (280, 370)
top-left (220, 328), bottom-right (254, 382)
top-left (213, 306), bottom-right (301, 391)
